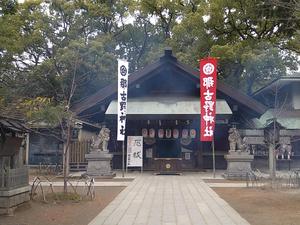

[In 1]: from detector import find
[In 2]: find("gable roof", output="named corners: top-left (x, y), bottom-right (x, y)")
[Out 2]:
top-left (252, 76), bottom-right (300, 97)
top-left (72, 48), bottom-right (267, 117)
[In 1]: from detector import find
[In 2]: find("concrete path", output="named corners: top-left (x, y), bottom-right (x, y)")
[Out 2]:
top-left (88, 174), bottom-right (250, 225)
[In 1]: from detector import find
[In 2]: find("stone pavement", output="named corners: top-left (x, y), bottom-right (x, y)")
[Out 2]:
top-left (88, 173), bottom-right (250, 225)
top-left (207, 183), bottom-right (247, 188)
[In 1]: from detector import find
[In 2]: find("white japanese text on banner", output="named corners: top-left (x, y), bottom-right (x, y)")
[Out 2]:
top-left (200, 58), bottom-right (217, 142)
top-left (117, 59), bottom-right (129, 141)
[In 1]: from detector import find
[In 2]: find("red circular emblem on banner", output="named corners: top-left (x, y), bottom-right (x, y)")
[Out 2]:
top-left (203, 63), bottom-right (215, 75)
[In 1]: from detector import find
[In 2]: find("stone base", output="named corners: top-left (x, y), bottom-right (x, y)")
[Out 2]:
top-left (85, 151), bottom-right (115, 178)
top-left (224, 151), bottom-right (254, 180)
top-left (0, 186), bottom-right (30, 215)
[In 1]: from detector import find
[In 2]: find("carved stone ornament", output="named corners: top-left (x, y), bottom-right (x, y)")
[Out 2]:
top-left (91, 126), bottom-right (110, 152)
top-left (228, 127), bottom-right (242, 151)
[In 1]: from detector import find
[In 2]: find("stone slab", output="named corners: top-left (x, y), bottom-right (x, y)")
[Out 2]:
top-left (0, 186), bottom-right (30, 196)
top-left (88, 174), bottom-right (250, 225)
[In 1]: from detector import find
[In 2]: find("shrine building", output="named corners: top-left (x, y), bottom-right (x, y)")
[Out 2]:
top-left (72, 48), bottom-right (269, 172)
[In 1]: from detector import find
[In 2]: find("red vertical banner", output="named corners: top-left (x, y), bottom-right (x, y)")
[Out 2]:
top-left (200, 58), bottom-right (217, 141)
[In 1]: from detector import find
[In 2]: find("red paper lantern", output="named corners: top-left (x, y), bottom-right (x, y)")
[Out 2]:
top-left (173, 129), bottom-right (179, 139)
top-left (158, 129), bottom-right (164, 138)
top-left (149, 128), bottom-right (155, 138)
top-left (142, 128), bottom-right (148, 138)
top-left (166, 129), bottom-right (172, 138)
top-left (190, 129), bottom-right (196, 138)
top-left (182, 129), bottom-right (188, 138)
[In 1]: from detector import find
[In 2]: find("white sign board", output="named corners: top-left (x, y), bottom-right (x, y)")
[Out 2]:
top-left (117, 59), bottom-right (129, 141)
top-left (127, 136), bottom-right (143, 167)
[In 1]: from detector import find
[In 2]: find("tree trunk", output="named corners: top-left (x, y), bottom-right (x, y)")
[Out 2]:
top-left (63, 119), bottom-right (72, 193)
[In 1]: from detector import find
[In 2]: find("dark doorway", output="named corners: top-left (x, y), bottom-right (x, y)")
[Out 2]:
top-left (156, 139), bottom-right (181, 158)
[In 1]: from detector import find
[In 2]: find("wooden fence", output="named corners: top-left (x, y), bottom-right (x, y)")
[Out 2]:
top-left (69, 140), bottom-right (91, 171)
top-left (0, 167), bottom-right (29, 191)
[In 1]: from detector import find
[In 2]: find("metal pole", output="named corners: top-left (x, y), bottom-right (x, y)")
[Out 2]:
top-left (212, 139), bottom-right (216, 178)
top-left (122, 141), bottom-right (125, 178)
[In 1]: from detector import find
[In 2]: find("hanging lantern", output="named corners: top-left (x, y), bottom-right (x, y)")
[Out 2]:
top-left (173, 129), bottom-right (179, 139)
top-left (166, 129), bottom-right (172, 138)
top-left (142, 128), bottom-right (148, 138)
top-left (182, 129), bottom-right (188, 138)
top-left (158, 129), bottom-right (164, 138)
top-left (190, 129), bottom-right (196, 139)
top-left (149, 128), bottom-right (155, 138)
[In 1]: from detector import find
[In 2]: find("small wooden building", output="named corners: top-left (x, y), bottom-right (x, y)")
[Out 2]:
top-left (72, 49), bottom-right (267, 171)
top-left (27, 120), bottom-right (100, 169)
top-left (252, 76), bottom-right (300, 170)
top-left (0, 116), bottom-right (29, 214)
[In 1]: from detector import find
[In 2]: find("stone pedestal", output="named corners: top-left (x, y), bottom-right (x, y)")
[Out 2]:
top-left (85, 151), bottom-right (115, 178)
top-left (0, 186), bottom-right (30, 215)
top-left (224, 151), bottom-right (254, 179)
top-left (0, 167), bottom-right (30, 215)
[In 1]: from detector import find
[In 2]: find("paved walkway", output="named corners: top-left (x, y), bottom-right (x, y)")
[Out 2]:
top-left (88, 174), bottom-right (250, 225)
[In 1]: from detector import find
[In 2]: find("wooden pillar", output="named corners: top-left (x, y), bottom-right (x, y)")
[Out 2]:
top-left (25, 133), bottom-right (30, 165)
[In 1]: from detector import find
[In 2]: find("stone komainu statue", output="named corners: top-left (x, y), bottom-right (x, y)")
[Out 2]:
top-left (91, 126), bottom-right (110, 152)
top-left (228, 127), bottom-right (242, 151)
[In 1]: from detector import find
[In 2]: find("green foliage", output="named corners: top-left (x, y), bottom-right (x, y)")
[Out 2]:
top-left (169, 10), bottom-right (212, 66)
top-left (0, 0), bottom-right (299, 121)
top-left (21, 97), bottom-right (69, 127)
top-left (0, 0), bottom-right (121, 115)
top-left (170, 0), bottom-right (300, 94)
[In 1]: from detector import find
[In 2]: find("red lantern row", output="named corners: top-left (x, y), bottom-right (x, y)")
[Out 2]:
top-left (142, 128), bottom-right (196, 139)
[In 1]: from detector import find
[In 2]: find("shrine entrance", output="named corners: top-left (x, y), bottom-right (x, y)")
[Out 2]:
top-left (156, 139), bottom-right (181, 158)
top-left (105, 97), bottom-right (233, 172)
top-left (153, 139), bottom-right (182, 174)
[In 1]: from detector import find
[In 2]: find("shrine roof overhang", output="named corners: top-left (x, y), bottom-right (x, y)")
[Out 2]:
top-left (0, 116), bottom-right (29, 133)
top-left (252, 76), bottom-right (300, 98)
top-left (105, 97), bottom-right (232, 120)
top-left (252, 109), bottom-right (300, 130)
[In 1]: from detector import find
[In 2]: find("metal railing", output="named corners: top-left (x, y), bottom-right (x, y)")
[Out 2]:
top-left (246, 169), bottom-right (300, 189)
